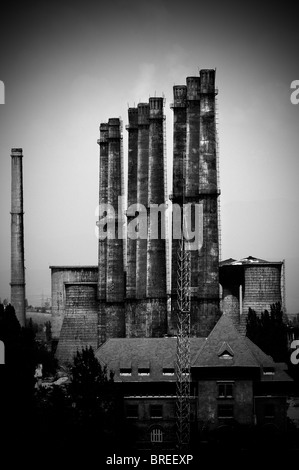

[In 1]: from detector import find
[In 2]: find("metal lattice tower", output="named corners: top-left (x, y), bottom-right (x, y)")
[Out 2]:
top-left (176, 233), bottom-right (191, 450)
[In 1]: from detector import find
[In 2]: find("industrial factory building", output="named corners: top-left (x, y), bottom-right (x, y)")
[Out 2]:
top-left (47, 69), bottom-right (291, 448)
top-left (50, 69), bottom-right (284, 364)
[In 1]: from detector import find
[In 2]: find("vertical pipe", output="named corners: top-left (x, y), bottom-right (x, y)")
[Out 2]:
top-left (106, 118), bottom-right (124, 303)
top-left (10, 148), bottom-right (26, 327)
top-left (194, 69), bottom-right (220, 336)
top-left (126, 108), bottom-right (138, 299)
top-left (97, 123), bottom-right (109, 300)
top-left (97, 123), bottom-right (108, 345)
top-left (185, 77), bottom-right (201, 303)
top-left (136, 103), bottom-right (150, 299)
top-left (105, 118), bottom-right (125, 338)
top-left (146, 97), bottom-right (167, 336)
top-left (147, 97), bottom-right (167, 299)
top-left (186, 77), bottom-right (201, 198)
top-left (170, 86), bottom-right (187, 334)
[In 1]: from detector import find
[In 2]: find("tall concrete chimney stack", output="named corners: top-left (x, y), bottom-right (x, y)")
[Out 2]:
top-left (10, 148), bottom-right (26, 327)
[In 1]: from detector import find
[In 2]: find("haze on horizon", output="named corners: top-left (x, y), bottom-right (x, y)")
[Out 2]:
top-left (0, 0), bottom-right (298, 313)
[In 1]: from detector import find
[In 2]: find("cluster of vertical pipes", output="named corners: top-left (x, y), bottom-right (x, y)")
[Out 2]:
top-left (97, 69), bottom-right (220, 343)
top-left (171, 69), bottom-right (220, 337)
top-left (97, 118), bottom-right (125, 343)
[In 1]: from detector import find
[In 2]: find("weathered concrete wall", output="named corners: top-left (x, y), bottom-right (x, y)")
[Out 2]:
top-left (170, 86), bottom-right (187, 335)
top-left (126, 108), bottom-right (138, 299)
top-left (197, 379), bottom-right (254, 431)
top-left (124, 396), bottom-right (178, 450)
top-left (254, 396), bottom-right (287, 431)
top-left (242, 264), bottom-right (282, 316)
top-left (97, 123), bottom-right (109, 300)
top-left (136, 103), bottom-right (149, 299)
top-left (126, 299), bottom-right (168, 338)
top-left (190, 300), bottom-right (221, 337)
top-left (147, 97), bottom-right (167, 300)
top-left (10, 148), bottom-right (26, 327)
top-left (221, 284), bottom-right (240, 328)
top-left (186, 77), bottom-right (200, 197)
top-left (50, 266), bottom-right (98, 340)
top-left (106, 118), bottom-right (125, 303)
top-left (170, 70), bottom-right (220, 337)
top-left (55, 282), bottom-right (98, 364)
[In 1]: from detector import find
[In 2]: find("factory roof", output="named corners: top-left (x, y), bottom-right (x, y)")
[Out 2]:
top-left (49, 265), bottom-right (98, 270)
top-left (220, 255), bottom-right (282, 266)
top-left (96, 337), bottom-right (204, 382)
top-left (96, 314), bottom-right (291, 383)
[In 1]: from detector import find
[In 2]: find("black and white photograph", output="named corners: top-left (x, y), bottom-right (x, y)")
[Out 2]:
top-left (1, 1), bottom-right (299, 467)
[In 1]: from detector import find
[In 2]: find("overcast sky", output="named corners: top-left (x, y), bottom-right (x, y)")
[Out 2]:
top-left (0, 0), bottom-right (298, 312)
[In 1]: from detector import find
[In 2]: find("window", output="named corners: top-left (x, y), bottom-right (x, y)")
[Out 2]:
top-left (218, 404), bottom-right (234, 419)
top-left (120, 368), bottom-right (132, 376)
top-left (126, 405), bottom-right (139, 418)
top-left (163, 368), bottom-right (175, 376)
top-left (151, 427), bottom-right (163, 443)
top-left (218, 382), bottom-right (234, 398)
top-left (264, 404), bottom-right (275, 418)
top-left (218, 351), bottom-right (233, 360)
top-left (150, 404), bottom-right (163, 418)
top-left (263, 367), bottom-right (275, 375)
top-left (138, 368), bottom-right (150, 376)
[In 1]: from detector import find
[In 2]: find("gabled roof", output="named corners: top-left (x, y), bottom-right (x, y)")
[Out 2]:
top-left (95, 314), bottom-right (292, 384)
top-left (192, 314), bottom-right (259, 368)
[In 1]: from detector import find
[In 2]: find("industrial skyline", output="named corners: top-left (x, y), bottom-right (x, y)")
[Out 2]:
top-left (0, 1), bottom-right (299, 313)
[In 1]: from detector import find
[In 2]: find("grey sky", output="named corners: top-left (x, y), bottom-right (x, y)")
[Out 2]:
top-left (0, 0), bottom-right (298, 312)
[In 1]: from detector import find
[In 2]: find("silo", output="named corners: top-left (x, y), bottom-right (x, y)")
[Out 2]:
top-left (242, 260), bottom-right (282, 316)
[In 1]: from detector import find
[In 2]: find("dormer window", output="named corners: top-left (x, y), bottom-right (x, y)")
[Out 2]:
top-left (263, 367), bottom-right (275, 375)
top-left (219, 351), bottom-right (233, 360)
top-left (218, 341), bottom-right (234, 360)
top-left (163, 368), bottom-right (175, 376)
top-left (120, 360), bottom-right (132, 376)
top-left (138, 368), bottom-right (150, 376)
top-left (120, 368), bottom-right (132, 376)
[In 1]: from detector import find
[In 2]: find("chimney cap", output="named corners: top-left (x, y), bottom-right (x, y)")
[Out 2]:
top-left (11, 148), bottom-right (23, 156)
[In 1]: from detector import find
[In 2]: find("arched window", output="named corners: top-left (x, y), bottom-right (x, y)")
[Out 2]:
top-left (150, 427), bottom-right (163, 443)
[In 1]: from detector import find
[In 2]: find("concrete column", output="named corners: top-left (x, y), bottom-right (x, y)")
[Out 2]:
top-left (186, 77), bottom-right (200, 197)
top-left (97, 123), bottom-right (109, 300)
top-left (136, 103), bottom-right (149, 299)
top-left (147, 97), bottom-right (167, 299)
top-left (170, 86), bottom-right (187, 334)
top-left (103, 118), bottom-right (125, 339)
top-left (191, 69), bottom-right (220, 337)
top-left (126, 108), bottom-right (138, 299)
top-left (10, 148), bottom-right (26, 327)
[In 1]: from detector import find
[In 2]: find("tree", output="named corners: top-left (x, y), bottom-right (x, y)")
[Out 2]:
top-left (246, 302), bottom-right (289, 362)
top-left (67, 346), bottom-right (123, 456)
top-left (69, 346), bottom-right (114, 413)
